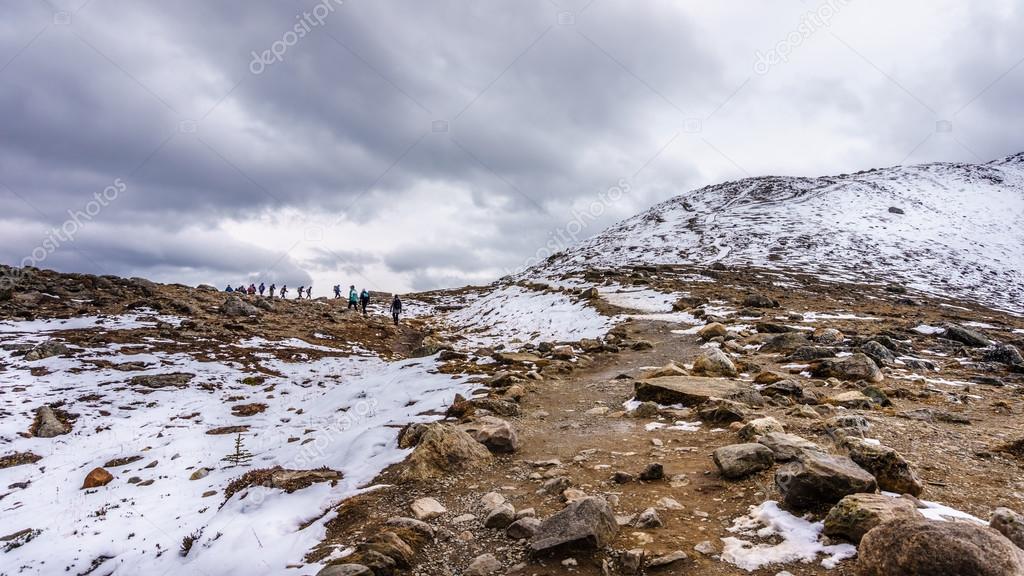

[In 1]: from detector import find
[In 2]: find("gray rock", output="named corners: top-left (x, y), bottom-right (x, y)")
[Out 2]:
top-left (991, 507), bottom-right (1024, 551)
top-left (506, 517), bottom-right (541, 539)
top-left (466, 553), bottom-right (501, 575)
top-left (697, 399), bottom-right (746, 424)
top-left (461, 416), bottom-right (520, 453)
top-left (690, 348), bottom-right (737, 377)
top-left (844, 437), bottom-right (923, 496)
top-left (812, 353), bottom-right (884, 382)
top-left (786, 345), bottom-right (836, 361)
top-left (762, 379), bottom-right (804, 398)
top-left (647, 550), bottom-right (688, 568)
top-left (823, 493), bottom-right (922, 544)
top-left (742, 294), bottom-right (778, 308)
top-left (538, 476), bottom-right (571, 496)
top-left (634, 508), bottom-right (662, 529)
top-left (633, 376), bottom-right (746, 407)
top-left (756, 432), bottom-right (824, 462)
top-left (410, 497), bottom-right (446, 521)
top-left (860, 340), bottom-right (897, 366)
top-left (775, 451), bottom-right (877, 510)
top-left (33, 406), bottom-right (69, 438)
top-left (712, 443), bottom-right (775, 479)
top-left (316, 564), bottom-right (372, 576)
top-left (220, 295), bottom-right (258, 317)
top-left (484, 503), bottom-right (516, 529)
top-left (385, 517), bottom-right (435, 539)
top-left (759, 332), bottom-right (811, 354)
top-left (858, 518), bottom-right (1024, 575)
top-left (529, 496), bottom-right (618, 554)
top-left (985, 344), bottom-right (1024, 365)
top-left (737, 416), bottom-right (784, 441)
top-left (944, 325), bottom-right (993, 347)
top-left (24, 341), bottom-right (70, 361)
top-left (130, 372), bottom-right (194, 389)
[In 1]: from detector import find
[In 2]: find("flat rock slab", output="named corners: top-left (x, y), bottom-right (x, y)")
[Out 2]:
top-left (634, 377), bottom-right (744, 407)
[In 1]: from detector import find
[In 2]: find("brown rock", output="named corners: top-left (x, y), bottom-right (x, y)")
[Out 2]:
top-left (82, 467), bottom-right (114, 489)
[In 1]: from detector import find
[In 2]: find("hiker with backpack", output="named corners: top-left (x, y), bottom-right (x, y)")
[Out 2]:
top-left (258, 282), bottom-right (265, 296)
top-left (297, 286), bottom-right (305, 300)
top-left (348, 285), bottom-right (358, 311)
top-left (307, 283), bottom-right (313, 299)
top-left (269, 283), bottom-right (276, 298)
top-left (333, 285), bottom-right (341, 299)
top-left (390, 294), bottom-right (402, 326)
top-left (281, 285), bottom-right (288, 299)
top-left (359, 289), bottom-right (370, 315)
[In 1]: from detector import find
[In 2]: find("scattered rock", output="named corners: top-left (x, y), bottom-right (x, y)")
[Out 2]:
top-left (713, 443), bottom-right (775, 479)
top-left (466, 553), bottom-right (501, 576)
top-left (813, 328), bottom-right (845, 345)
top-left (385, 517), bottom-right (435, 540)
top-left (786, 345), bottom-right (836, 361)
top-left (461, 416), bottom-right (520, 453)
top-left (0, 451), bottom-right (42, 469)
top-left (647, 551), bottom-right (688, 569)
top-left (411, 497), bottom-right (447, 521)
top-left (82, 467), bottom-right (114, 489)
top-left (823, 493), bottom-right (922, 544)
top-left (697, 399), bottom-right (746, 424)
top-left (759, 333), bottom-right (811, 354)
top-left (737, 416), bottom-right (785, 441)
top-left (858, 518), bottom-right (1024, 576)
top-left (697, 323), bottom-right (728, 340)
top-left (642, 362), bottom-right (687, 379)
top-left (990, 508), bottom-right (1024, 551)
top-left (756, 432), bottom-right (824, 462)
top-left (631, 401), bottom-right (660, 418)
top-left (24, 341), bottom-right (69, 361)
top-left (507, 517), bottom-right (542, 540)
top-left (399, 424), bottom-right (492, 482)
top-left (31, 405), bottom-right (69, 438)
top-left (529, 496), bottom-right (618, 554)
top-left (634, 508), bottom-right (662, 529)
top-left (484, 503), bottom-right (516, 529)
top-left (860, 340), bottom-right (897, 366)
top-left (985, 344), bottom-right (1024, 366)
top-left (130, 373), bottom-right (194, 389)
top-left (742, 294), bottom-right (779, 308)
top-left (775, 451), bottom-right (877, 510)
top-left (812, 353), bottom-right (884, 383)
top-left (633, 377), bottom-right (744, 407)
top-left (944, 325), bottom-right (993, 347)
top-left (316, 565), bottom-right (372, 576)
top-left (220, 295), bottom-right (259, 317)
top-left (844, 437), bottom-right (923, 496)
top-left (827, 390), bottom-right (875, 410)
top-left (638, 463), bottom-right (664, 481)
top-left (691, 348), bottom-right (738, 377)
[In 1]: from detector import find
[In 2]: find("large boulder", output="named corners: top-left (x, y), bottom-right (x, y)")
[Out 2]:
top-left (860, 341), bottom-right (897, 366)
top-left (32, 406), bottom-right (69, 438)
top-left (82, 467), bottom-right (114, 489)
top-left (990, 508), bottom-right (1024, 551)
top-left (742, 294), bottom-right (779, 308)
top-left (25, 341), bottom-right (70, 361)
top-left (812, 353), bottom-right (884, 383)
top-left (712, 443), bottom-right (774, 479)
top-left (220, 295), bottom-right (258, 317)
top-left (759, 333), bottom-right (811, 354)
top-left (756, 432), bottom-right (824, 462)
top-left (697, 323), bottom-right (728, 341)
top-left (460, 416), bottom-right (520, 453)
top-left (943, 325), bottom-right (993, 347)
top-left (633, 377), bottom-right (745, 407)
top-left (775, 451), bottom-right (877, 510)
top-left (858, 518), bottom-right (1024, 576)
top-left (823, 493), bottom-right (922, 544)
top-left (529, 496), bottom-right (618, 554)
top-left (844, 437), bottom-right (923, 496)
top-left (737, 417), bottom-right (784, 441)
top-left (399, 424), bottom-right (492, 482)
top-left (985, 344), bottom-right (1024, 366)
top-left (691, 348), bottom-right (738, 377)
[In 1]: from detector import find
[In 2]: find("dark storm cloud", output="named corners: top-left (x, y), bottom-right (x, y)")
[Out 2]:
top-left (1, 1), bottom-right (1022, 290)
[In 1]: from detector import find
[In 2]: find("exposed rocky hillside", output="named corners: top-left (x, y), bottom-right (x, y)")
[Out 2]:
top-left (534, 153), bottom-right (1024, 315)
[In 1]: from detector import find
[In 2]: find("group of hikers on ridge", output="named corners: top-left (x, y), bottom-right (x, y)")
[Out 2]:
top-left (224, 282), bottom-right (312, 299)
top-left (223, 282), bottom-right (404, 325)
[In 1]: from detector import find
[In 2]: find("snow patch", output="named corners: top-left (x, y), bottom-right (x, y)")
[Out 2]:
top-left (721, 501), bottom-right (857, 571)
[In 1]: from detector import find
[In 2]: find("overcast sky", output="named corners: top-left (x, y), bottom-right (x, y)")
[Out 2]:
top-left (1, 0), bottom-right (1022, 294)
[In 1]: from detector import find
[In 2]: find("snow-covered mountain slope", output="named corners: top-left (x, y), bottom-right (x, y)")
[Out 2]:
top-left (534, 153), bottom-right (1024, 315)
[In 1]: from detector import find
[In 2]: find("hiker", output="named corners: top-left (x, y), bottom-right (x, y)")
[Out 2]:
top-left (281, 285), bottom-right (288, 299)
top-left (225, 285), bottom-right (234, 292)
top-left (333, 285), bottom-right (341, 299)
top-left (247, 284), bottom-right (256, 296)
top-left (258, 282), bottom-right (265, 296)
top-left (348, 285), bottom-right (358, 311)
top-left (390, 294), bottom-right (402, 326)
top-left (269, 283), bottom-right (276, 298)
top-left (359, 289), bottom-right (370, 315)
top-left (236, 284), bottom-right (246, 293)
top-left (297, 286), bottom-right (305, 300)
top-left (307, 283), bottom-right (313, 299)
